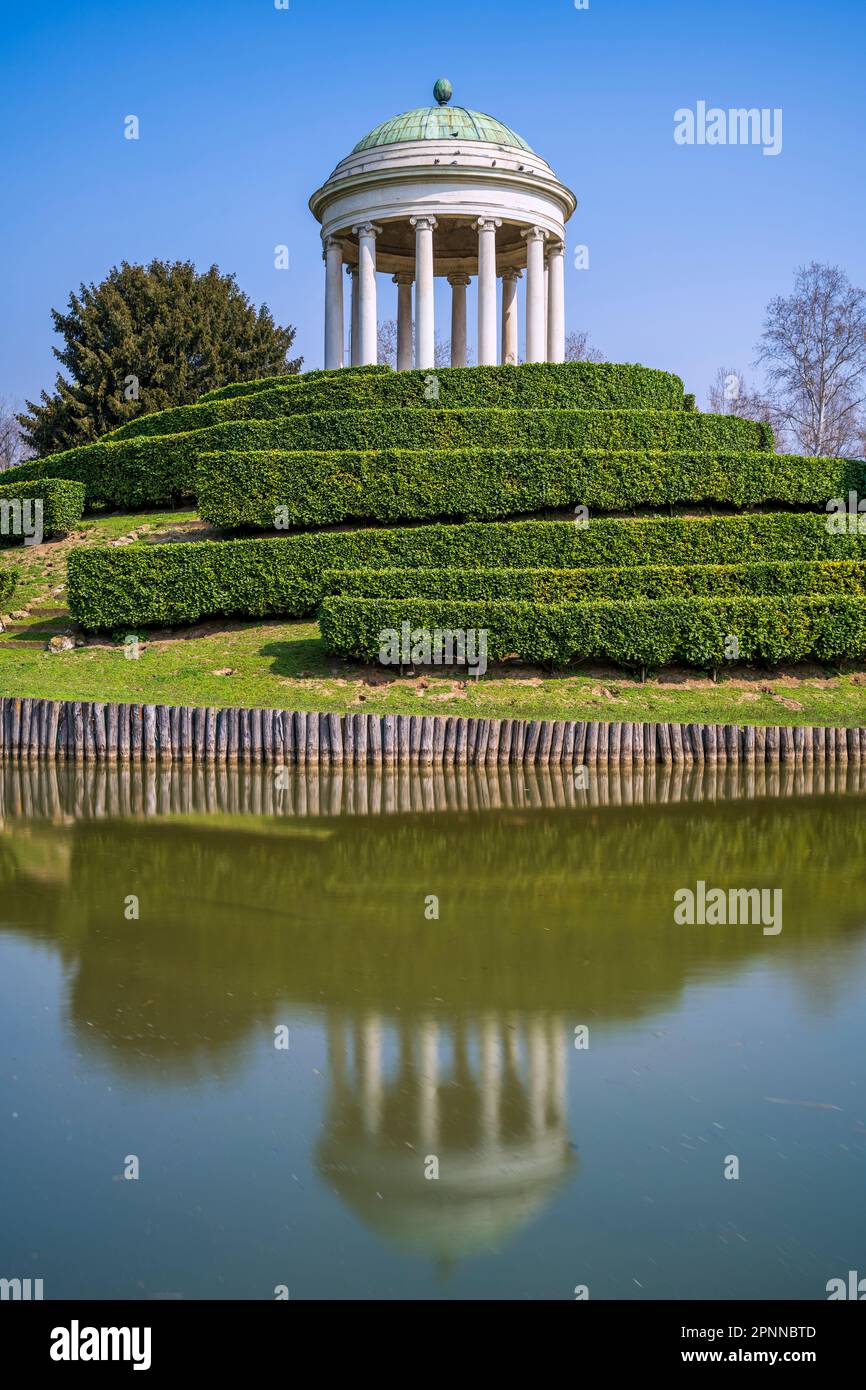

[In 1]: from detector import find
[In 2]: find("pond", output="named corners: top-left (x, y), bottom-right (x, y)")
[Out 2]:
top-left (1, 759), bottom-right (864, 1300)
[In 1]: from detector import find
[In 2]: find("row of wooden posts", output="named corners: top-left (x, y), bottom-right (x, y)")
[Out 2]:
top-left (1, 697), bottom-right (864, 765)
top-left (2, 757), bottom-right (864, 826)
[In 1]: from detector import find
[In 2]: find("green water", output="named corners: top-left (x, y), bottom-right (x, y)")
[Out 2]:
top-left (1, 761), bottom-right (864, 1300)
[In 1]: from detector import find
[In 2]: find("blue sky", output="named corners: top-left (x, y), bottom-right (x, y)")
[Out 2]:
top-left (2, 0), bottom-right (864, 409)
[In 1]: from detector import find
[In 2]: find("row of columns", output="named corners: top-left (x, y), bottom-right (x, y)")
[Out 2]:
top-left (330, 1012), bottom-right (568, 1147)
top-left (323, 219), bottom-right (566, 371)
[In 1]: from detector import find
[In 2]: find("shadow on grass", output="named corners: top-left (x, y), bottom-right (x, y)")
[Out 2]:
top-left (261, 636), bottom-right (866, 693)
top-left (260, 636), bottom-right (341, 679)
top-left (2, 617), bottom-right (71, 642)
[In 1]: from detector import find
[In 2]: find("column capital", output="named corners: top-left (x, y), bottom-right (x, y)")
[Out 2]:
top-left (476, 217), bottom-right (502, 232)
top-left (345, 264), bottom-right (358, 277)
top-left (521, 225), bottom-right (549, 244)
top-left (392, 271), bottom-right (414, 285)
top-left (351, 221), bottom-right (382, 238)
top-left (545, 238), bottom-right (566, 259)
top-left (447, 272), bottom-right (471, 287)
top-left (323, 234), bottom-right (346, 253)
top-left (500, 267), bottom-right (523, 282)
top-left (410, 215), bottom-right (438, 231)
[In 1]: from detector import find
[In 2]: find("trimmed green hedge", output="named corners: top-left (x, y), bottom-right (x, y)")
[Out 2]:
top-left (4, 410), bottom-right (774, 511)
top-left (198, 364), bottom-right (388, 403)
top-left (68, 513), bottom-right (866, 630)
top-left (193, 406), bottom-right (771, 454)
top-left (319, 593), bottom-right (866, 670)
top-left (324, 560), bottom-right (866, 602)
top-left (107, 389), bottom-right (300, 441)
top-left (110, 361), bottom-right (688, 439)
top-left (0, 435), bottom-right (198, 509)
top-left (0, 563), bottom-right (18, 606)
top-left (0, 477), bottom-right (86, 543)
top-left (197, 447), bottom-right (861, 530)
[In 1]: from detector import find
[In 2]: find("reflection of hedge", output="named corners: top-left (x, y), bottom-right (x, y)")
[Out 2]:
top-left (0, 564), bottom-right (18, 606)
top-left (324, 560), bottom-right (866, 602)
top-left (320, 593), bottom-right (866, 670)
top-left (197, 446), bottom-right (861, 529)
top-left (5, 799), bottom-right (862, 1062)
top-left (0, 477), bottom-right (86, 542)
top-left (68, 513), bottom-right (866, 630)
top-left (110, 361), bottom-right (688, 439)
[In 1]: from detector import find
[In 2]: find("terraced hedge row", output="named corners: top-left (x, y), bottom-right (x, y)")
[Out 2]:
top-left (109, 361), bottom-right (689, 440)
top-left (324, 560), bottom-right (866, 602)
top-left (0, 435), bottom-right (198, 509)
top-left (3, 410), bottom-right (775, 512)
top-left (67, 513), bottom-right (866, 631)
top-left (0, 477), bottom-right (86, 542)
top-left (197, 446), bottom-right (862, 530)
top-left (319, 593), bottom-right (866, 670)
top-left (209, 406), bottom-right (772, 455)
top-left (198, 363), bottom-right (388, 403)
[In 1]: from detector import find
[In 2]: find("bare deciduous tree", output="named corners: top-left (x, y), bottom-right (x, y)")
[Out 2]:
top-left (706, 367), bottom-right (783, 444)
top-left (564, 331), bottom-right (604, 363)
top-left (756, 262), bottom-right (866, 456)
top-left (376, 319), bottom-right (399, 367)
top-left (376, 318), bottom-right (452, 369)
top-left (0, 396), bottom-right (30, 471)
top-left (434, 336), bottom-right (451, 369)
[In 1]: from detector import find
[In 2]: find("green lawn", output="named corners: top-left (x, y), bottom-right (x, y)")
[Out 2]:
top-left (2, 508), bottom-right (865, 725)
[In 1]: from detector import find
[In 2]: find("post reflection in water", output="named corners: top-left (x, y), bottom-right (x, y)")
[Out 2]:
top-left (2, 754), bottom-right (866, 825)
top-left (1, 757), bottom-right (865, 1298)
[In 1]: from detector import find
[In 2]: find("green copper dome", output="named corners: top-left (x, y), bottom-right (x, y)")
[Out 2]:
top-left (352, 81), bottom-right (533, 154)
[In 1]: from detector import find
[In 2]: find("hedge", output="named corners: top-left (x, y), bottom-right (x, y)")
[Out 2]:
top-left (324, 560), bottom-right (866, 602)
top-left (196, 447), bottom-right (861, 530)
top-left (67, 513), bottom-right (866, 630)
top-left (0, 434), bottom-right (200, 509)
top-left (0, 478), bottom-right (86, 543)
top-left (0, 563), bottom-right (18, 607)
top-left (187, 406), bottom-right (771, 454)
top-left (198, 364), bottom-right (388, 403)
top-left (4, 410), bottom-right (775, 511)
top-left (109, 361), bottom-right (688, 439)
top-left (319, 593), bottom-right (866, 670)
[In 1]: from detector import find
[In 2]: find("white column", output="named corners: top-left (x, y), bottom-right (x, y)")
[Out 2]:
top-left (418, 1018), bottom-right (440, 1148)
top-left (393, 272), bottom-right (414, 371)
top-left (522, 226), bottom-right (548, 363)
top-left (323, 236), bottom-right (345, 370)
top-left (359, 1013), bottom-right (383, 1136)
top-left (352, 221), bottom-right (381, 367)
top-left (410, 215), bottom-right (437, 369)
top-left (476, 217), bottom-right (501, 366)
top-left (528, 1014), bottom-right (549, 1136)
top-left (501, 269), bottom-right (521, 365)
top-left (348, 266), bottom-right (359, 366)
top-left (480, 1015), bottom-right (502, 1147)
top-left (448, 273), bottom-right (470, 367)
top-left (549, 1015), bottom-right (566, 1124)
top-left (543, 257), bottom-right (550, 359)
top-left (547, 239), bottom-right (566, 363)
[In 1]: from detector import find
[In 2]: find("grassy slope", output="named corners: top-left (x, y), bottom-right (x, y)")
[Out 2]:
top-left (1, 508), bottom-right (865, 725)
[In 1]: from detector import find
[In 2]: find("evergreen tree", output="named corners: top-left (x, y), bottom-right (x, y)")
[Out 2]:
top-left (19, 259), bottom-right (301, 454)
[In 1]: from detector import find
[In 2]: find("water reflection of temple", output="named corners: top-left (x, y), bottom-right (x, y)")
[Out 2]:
top-left (317, 1010), bottom-right (576, 1262)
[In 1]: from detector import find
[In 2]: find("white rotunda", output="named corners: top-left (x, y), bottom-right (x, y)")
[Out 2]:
top-left (309, 79), bottom-right (576, 370)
